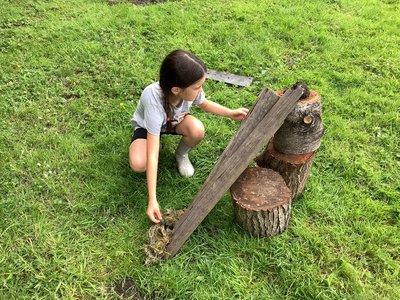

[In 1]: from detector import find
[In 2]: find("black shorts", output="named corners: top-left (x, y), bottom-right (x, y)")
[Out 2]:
top-left (130, 127), bottom-right (178, 144)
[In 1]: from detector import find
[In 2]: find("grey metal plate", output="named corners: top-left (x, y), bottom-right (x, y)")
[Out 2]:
top-left (206, 69), bottom-right (253, 87)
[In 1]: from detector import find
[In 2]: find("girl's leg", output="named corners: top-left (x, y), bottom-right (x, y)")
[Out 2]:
top-left (129, 138), bottom-right (147, 173)
top-left (174, 115), bottom-right (205, 177)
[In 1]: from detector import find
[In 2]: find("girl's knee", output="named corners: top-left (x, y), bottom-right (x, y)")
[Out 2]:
top-left (129, 140), bottom-right (147, 173)
top-left (129, 157), bottom-right (146, 173)
top-left (189, 118), bottom-right (205, 140)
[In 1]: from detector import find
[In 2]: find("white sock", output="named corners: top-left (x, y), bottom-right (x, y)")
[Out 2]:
top-left (175, 140), bottom-right (194, 177)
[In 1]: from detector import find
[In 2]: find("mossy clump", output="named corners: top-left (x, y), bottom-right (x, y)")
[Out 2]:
top-left (144, 209), bottom-right (186, 265)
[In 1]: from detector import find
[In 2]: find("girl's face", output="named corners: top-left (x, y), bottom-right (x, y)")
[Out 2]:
top-left (177, 74), bottom-right (206, 101)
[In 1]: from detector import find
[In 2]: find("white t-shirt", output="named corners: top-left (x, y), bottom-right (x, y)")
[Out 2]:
top-left (130, 82), bottom-right (205, 135)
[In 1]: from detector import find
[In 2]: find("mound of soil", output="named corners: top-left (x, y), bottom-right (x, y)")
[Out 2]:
top-left (113, 278), bottom-right (144, 299)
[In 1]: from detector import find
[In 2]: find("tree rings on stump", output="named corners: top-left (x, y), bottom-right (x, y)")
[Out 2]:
top-left (256, 139), bottom-right (315, 199)
top-left (230, 167), bottom-right (291, 237)
top-left (273, 89), bottom-right (324, 154)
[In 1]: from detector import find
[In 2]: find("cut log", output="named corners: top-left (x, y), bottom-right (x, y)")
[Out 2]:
top-left (230, 167), bottom-right (291, 237)
top-left (255, 139), bottom-right (315, 199)
top-left (165, 86), bottom-right (304, 257)
top-left (273, 89), bottom-right (324, 154)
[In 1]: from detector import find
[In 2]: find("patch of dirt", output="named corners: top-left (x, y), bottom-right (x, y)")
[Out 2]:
top-left (108, 0), bottom-right (171, 5)
top-left (144, 209), bottom-right (186, 265)
top-left (113, 277), bottom-right (144, 299)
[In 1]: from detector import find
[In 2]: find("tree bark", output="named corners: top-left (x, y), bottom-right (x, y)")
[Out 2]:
top-left (255, 139), bottom-right (315, 199)
top-left (273, 90), bottom-right (324, 154)
top-left (230, 167), bottom-right (291, 237)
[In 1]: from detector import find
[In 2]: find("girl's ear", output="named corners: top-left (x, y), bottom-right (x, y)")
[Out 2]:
top-left (171, 87), bottom-right (181, 95)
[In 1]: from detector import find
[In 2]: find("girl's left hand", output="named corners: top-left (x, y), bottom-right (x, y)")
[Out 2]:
top-left (230, 108), bottom-right (249, 121)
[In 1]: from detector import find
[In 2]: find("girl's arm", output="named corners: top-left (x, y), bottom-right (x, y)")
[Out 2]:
top-left (146, 133), bottom-right (163, 223)
top-left (198, 99), bottom-right (248, 120)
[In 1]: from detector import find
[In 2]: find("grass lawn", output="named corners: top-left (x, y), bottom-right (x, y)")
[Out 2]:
top-left (1, 0), bottom-right (399, 299)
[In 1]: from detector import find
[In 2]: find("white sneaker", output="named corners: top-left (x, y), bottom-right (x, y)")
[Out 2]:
top-left (175, 153), bottom-right (194, 177)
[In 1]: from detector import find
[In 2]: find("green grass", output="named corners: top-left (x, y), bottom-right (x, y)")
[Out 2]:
top-left (1, 0), bottom-right (399, 298)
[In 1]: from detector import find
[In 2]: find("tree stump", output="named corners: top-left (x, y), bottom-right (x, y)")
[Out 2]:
top-left (230, 167), bottom-right (292, 237)
top-left (273, 89), bottom-right (324, 154)
top-left (255, 139), bottom-right (315, 199)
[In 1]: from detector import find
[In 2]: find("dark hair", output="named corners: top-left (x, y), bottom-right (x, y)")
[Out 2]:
top-left (159, 49), bottom-right (207, 130)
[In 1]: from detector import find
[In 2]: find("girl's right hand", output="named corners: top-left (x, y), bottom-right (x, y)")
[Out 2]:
top-left (147, 200), bottom-right (163, 224)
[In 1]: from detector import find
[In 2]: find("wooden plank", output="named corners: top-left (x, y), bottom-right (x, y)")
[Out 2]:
top-left (166, 86), bottom-right (303, 257)
top-left (200, 88), bottom-right (276, 188)
top-left (206, 69), bottom-right (253, 87)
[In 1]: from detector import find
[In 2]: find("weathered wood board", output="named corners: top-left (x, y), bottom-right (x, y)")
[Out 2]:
top-left (165, 86), bottom-right (303, 257)
top-left (206, 69), bottom-right (253, 87)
